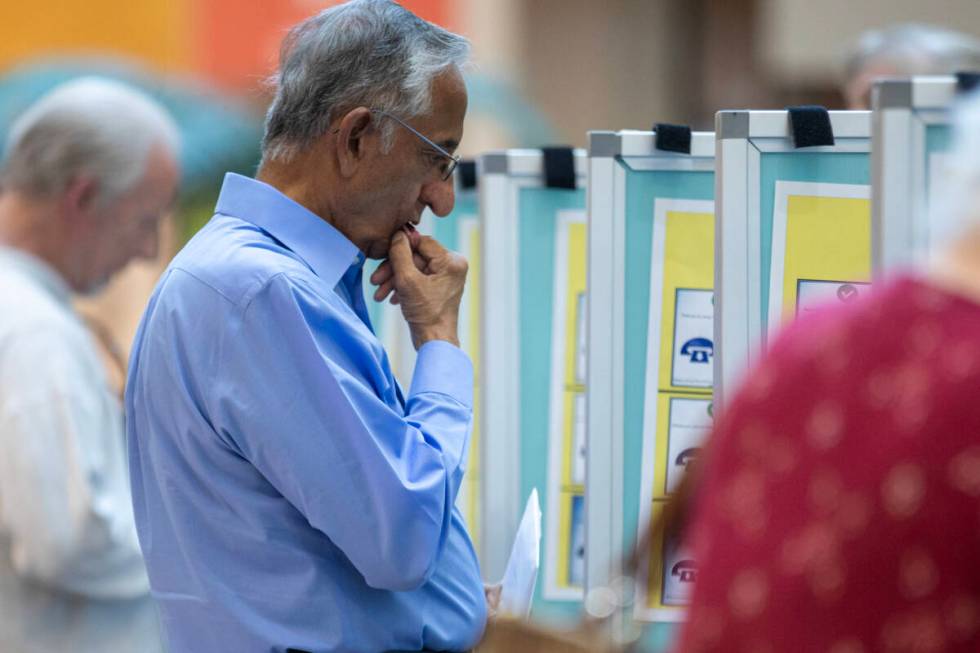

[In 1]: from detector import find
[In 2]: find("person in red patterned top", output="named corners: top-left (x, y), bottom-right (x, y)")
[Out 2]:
top-left (672, 94), bottom-right (980, 653)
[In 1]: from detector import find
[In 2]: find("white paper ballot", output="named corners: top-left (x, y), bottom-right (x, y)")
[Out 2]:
top-left (498, 489), bottom-right (542, 619)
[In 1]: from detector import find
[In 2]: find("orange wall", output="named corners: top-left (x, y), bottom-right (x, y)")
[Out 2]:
top-left (0, 0), bottom-right (190, 72)
top-left (0, 0), bottom-right (455, 91)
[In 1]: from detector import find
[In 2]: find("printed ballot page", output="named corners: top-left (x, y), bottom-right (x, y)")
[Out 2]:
top-left (498, 489), bottom-right (542, 619)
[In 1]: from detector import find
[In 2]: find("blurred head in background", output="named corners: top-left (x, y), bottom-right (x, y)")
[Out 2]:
top-left (844, 23), bottom-right (980, 109)
top-left (257, 0), bottom-right (469, 260)
top-left (0, 77), bottom-right (180, 294)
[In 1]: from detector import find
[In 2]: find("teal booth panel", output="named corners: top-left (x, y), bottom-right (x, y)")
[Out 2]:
top-left (872, 77), bottom-right (956, 273)
top-left (430, 192), bottom-right (478, 249)
top-left (364, 259), bottom-right (386, 332)
top-left (757, 152), bottom-right (870, 330)
top-left (430, 191), bottom-right (483, 560)
top-left (925, 123), bottom-right (952, 203)
top-left (926, 123), bottom-right (953, 158)
top-left (621, 164), bottom-right (715, 649)
top-left (518, 185), bottom-right (587, 622)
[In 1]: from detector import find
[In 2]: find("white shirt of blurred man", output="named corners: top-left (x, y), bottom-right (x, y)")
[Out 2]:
top-left (0, 78), bottom-right (179, 652)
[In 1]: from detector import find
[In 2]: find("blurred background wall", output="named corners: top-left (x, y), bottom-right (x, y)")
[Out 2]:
top-left (1, 0), bottom-right (979, 371)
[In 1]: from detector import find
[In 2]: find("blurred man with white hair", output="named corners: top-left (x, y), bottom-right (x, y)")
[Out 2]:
top-left (844, 23), bottom-right (980, 109)
top-left (0, 77), bottom-right (180, 651)
top-left (127, 0), bottom-right (487, 651)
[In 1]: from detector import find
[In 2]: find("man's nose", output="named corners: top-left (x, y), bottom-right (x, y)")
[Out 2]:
top-left (421, 175), bottom-right (455, 217)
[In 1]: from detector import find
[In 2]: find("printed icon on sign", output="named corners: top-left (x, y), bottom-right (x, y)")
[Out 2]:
top-left (675, 447), bottom-right (700, 469)
top-left (680, 337), bottom-right (713, 364)
top-left (568, 495), bottom-right (585, 588)
top-left (837, 284), bottom-right (860, 303)
top-left (671, 560), bottom-right (698, 584)
top-left (662, 537), bottom-right (697, 605)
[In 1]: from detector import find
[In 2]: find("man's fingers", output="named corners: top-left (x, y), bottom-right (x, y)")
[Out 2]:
top-left (387, 230), bottom-right (420, 281)
top-left (370, 260), bottom-right (392, 286)
top-left (413, 252), bottom-right (427, 273)
top-left (373, 280), bottom-right (394, 302)
top-left (414, 235), bottom-right (448, 261)
top-left (390, 291), bottom-right (400, 305)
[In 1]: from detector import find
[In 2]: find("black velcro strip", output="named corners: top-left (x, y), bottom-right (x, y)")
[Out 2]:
top-left (542, 146), bottom-right (577, 190)
top-left (654, 123), bottom-right (692, 154)
top-left (956, 71), bottom-right (980, 94)
top-left (458, 159), bottom-right (477, 190)
top-left (787, 105), bottom-right (835, 148)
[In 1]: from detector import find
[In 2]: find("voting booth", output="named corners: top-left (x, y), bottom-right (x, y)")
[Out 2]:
top-left (586, 128), bottom-right (715, 648)
top-left (480, 148), bottom-right (587, 621)
top-left (873, 76), bottom-right (960, 274)
top-left (419, 161), bottom-right (485, 560)
top-left (714, 110), bottom-right (872, 403)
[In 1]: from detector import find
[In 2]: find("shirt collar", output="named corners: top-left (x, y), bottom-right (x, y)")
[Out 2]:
top-left (214, 173), bottom-right (362, 286)
top-left (0, 246), bottom-right (72, 306)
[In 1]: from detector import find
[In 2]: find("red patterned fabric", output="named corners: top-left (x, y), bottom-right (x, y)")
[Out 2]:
top-left (675, 277), bottom-right (980, 653)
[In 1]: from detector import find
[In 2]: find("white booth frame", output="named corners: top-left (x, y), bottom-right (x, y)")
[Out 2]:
top-left (872, 76), bottom-right (957, 275)
top-left (713, 110), bottom-right (871, 405)
top-left (586, 130), bottom-right (715, 615)
top-left (479, 149), bottom-right (587, 583)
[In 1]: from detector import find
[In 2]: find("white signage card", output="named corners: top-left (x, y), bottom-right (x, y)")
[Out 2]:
top-left (671, 288), bottom-right (714, 388)
top-left (661, 537), bottom-right (697, 606)
top-left (664, 397), bottom-right (712, 494)
top-left (572, 393), bottom-right (586, 485)
top-left (795, 279), bottom-right (871, 318)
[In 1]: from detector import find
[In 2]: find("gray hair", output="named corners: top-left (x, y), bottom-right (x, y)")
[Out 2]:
top-left (846, 24), bottom-right (980, 82)
top-left (1, 77), bottom-right (180, 204)
top-left (262, 0), bottom-right (470, 163)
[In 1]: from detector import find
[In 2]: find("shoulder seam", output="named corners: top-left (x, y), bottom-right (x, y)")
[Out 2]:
top-left (240, 272), bottom-right (292, 317)
top-left (169, 267), bottom-right (238, 306)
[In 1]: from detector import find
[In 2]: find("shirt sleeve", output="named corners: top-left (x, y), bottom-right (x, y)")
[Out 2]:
top-left (215, 273), bottom-right (474, 592)
top-left (0, 326), bottom-right (149, 599)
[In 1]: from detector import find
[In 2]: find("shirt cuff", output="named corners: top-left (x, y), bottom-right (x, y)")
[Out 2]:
top-left (409, 340), bottom-right (473, 408)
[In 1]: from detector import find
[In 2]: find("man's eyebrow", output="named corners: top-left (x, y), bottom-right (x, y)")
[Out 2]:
top-left (438, 139), bottom-right (459, 153)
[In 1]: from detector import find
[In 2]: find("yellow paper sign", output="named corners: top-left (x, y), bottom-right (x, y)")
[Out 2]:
top-left (546, 211), bottom-right (588, 599)
top-left (457, 217), bottom-right (482, 552)
top-left (768, 182), bottom-right (871, 336)
top-left (638, 199), bottom-right (714, 620)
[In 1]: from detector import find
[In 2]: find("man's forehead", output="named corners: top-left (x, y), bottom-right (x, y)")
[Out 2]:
top-left (423, 72), bottom-right (467, 149)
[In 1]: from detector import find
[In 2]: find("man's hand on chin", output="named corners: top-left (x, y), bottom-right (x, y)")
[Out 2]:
top-left (368, 226), bottom-right (467, 349)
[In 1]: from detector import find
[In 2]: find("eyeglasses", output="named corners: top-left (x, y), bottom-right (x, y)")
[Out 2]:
top-left (371, 108), bottom-right (460, 181)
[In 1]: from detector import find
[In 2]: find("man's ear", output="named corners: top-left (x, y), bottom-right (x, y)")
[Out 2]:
top-left (335, 107), bottom-right (375, 178)
top-left (62, 176), bottom-right (100, 220)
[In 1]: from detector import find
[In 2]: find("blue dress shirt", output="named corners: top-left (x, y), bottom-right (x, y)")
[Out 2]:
top-left (126, 173), bottom-right (485, 653)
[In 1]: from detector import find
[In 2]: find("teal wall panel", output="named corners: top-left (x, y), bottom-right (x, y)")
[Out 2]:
top-left (925, 124), bottom-right (952, 204)
top-left (518, 185), bottom-right (587, 622)
top-left (622, 162), bottom-right (715, 650)
top-left (758, 152), bottom-right (870, 329)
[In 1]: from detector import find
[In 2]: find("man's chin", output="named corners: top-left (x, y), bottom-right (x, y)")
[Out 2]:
top-left (365, 245), bottom-right (388, 261)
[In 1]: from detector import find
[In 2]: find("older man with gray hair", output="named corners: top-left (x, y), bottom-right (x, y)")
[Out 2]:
top-left (0, 77), bottom-right (179, 651)
top-left (844, 23), bottom-right (980, 109)
top-left (127, 1), bottom-right (485, 651)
